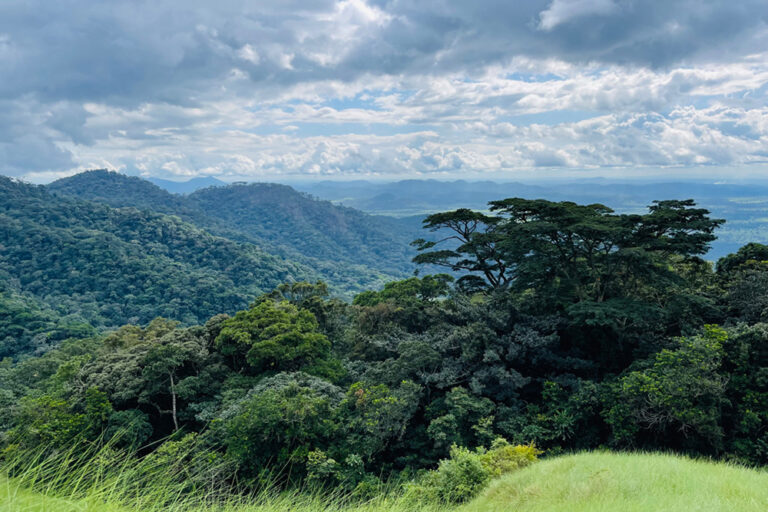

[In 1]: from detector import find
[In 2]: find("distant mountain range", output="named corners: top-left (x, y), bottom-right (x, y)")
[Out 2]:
top-left (295, 178), bottom-right (768, 260)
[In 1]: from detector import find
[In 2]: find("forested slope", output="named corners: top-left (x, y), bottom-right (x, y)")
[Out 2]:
top-left (0, 176), bottom-right (312, 356)
top-left (49, 170), bottom-right (421, 290)
top-left (188, 182), bottom-right (417, 275)
top-left (0, 286), bottom-right (94, 359)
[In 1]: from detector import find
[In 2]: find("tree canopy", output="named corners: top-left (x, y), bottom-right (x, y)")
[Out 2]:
top-left (10, 191), bottom-right (768, 502)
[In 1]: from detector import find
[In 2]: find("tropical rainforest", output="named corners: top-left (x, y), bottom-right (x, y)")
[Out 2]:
top-left (3, 171), bottom-right (768, 509)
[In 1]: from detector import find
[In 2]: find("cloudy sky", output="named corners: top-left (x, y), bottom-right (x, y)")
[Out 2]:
top-left (2, 0), bottom-right (768, 182)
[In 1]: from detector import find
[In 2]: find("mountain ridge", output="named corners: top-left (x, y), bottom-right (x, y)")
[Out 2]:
top-left (1, 175), bottom-right (322, 357)
top-left (47, 170), bottom-right (422, 293)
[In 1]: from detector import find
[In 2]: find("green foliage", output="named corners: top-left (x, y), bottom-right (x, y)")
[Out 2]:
top-left (81, 321), bottom-right (223, 435)
top-left (48, 170), bottom-right (425, 298)
top-left (606, 326), bottom-right (728, 452)
top-left (305, 450), bottom-right (377, 495)
top-left (0, 175), bottom-right (312, 349)
top-left (719, 323), bottom-right (768, 464)
top-left (0, 287), bottom-right (95, 360)
top-left (498, 379), bottom-right (601, 451)
top-left (353, 275), bottom-right (453, 307)
top-left (414, 197), bottom-right (724, 374)
top-left (415, 198), bottom-right (723, 297)
top-left (186, 182), bottom-right (419, 279)
top-left (217, 372), bottom-right (344, 480)
top-left (716, 242), bottom-right (768, 274)
top-left (8, 395), bottom-right (88, 449)
top-left (216, 299), bottom-right (342, 380)
top-left (406, 439), bottom-right (539, 504)
top-left (9, 187), bottom-right (768, 505)
top-left (340, 381), bottom-right (421, 460)
top-left (427, 387), bottom-right (495, 451)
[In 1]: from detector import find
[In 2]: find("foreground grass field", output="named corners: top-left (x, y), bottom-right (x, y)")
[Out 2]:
top-left (3, 452), bottom-right (768, 511)
top-left (463, 452), bottom-right (768, 512)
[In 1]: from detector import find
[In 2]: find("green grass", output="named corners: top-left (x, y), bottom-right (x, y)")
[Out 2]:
top-left (0, 442), bottom-right (439, 512)
top-left (3, 451), bottom-right (768, 511)
top-left (461, 451), bottom-right (768, 512)
top-left (1, 475), bottom-right (124, 511)
top-left (0, 475), bottom-right (438, 512)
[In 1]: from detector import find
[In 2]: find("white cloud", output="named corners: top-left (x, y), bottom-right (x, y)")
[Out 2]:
top-left (538, 0), bottom-right (618, 31)
top-left (2, 0), bottom-right (768, 180)
top-left (237, 44), bottom-right (260, 65)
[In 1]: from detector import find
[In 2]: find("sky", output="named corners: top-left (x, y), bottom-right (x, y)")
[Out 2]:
top-left (1, 0), bottom-right (768, 183)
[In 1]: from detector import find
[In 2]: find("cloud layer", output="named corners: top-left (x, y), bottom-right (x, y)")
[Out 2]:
top-left (1, 0), bottom-right (767, 180)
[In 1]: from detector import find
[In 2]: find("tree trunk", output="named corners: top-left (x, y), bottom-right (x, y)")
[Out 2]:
top-left (170, 373), bottom-right (179, 432)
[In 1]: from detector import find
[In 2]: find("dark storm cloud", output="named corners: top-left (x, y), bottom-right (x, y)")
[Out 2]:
top-left (1, 0), bottom-right (766, 105)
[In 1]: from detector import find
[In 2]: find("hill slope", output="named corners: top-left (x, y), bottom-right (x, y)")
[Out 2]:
top-left (0, 286), bottom-right (95, 359)
top-left (0, 176), bottom-right (313, 354)
top-left (48, 170), bottom-right (191, 214)
top-left (188, 182), bottom-right (418, 275)
top-left (462, 451), bottom-right (768, 512)
top-left (48, 170), bottom-right (422, 289)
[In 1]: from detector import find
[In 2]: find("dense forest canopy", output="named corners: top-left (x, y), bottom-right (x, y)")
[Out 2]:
top-left (4, 185), bottom-right (768, 505)
top-left (0, 175), bottom-right (313, 357)
top-left (0, 171), bottom-right (437, 358)
top-left (49, 170), bottom-right (422, 291)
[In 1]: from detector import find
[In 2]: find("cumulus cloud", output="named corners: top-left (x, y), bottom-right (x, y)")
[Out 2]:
top-left (0, 0), bottom-right (767, 180)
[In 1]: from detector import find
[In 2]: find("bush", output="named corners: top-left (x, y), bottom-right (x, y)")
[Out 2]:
top-left (406, 438), bottom-right (539, 504)
top-left (481, 438), bottom-right (540, 477)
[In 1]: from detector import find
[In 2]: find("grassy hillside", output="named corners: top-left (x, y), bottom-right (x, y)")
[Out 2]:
top-left (3, 452), bottom-right (766, 511)
top-left (463, 452), bottom-right (768, 512)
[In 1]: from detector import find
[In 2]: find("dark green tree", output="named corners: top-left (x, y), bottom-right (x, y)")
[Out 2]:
top-left (605, 326), bottom-right (728, 453)
top-left (215, 299), bottom-right (342, 380)
top-left (217, 372), bottom-right (343, 480)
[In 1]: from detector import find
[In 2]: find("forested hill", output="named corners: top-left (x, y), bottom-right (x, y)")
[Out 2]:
top-left (49, 170), bottom-right (421, 286)
top-left (8, 187), bottom-right (768, 508)
top-left (0, 176), bottom-right (315, 357)
top-left (187, 183), bottom-right (417, 275)
top-left (48, 170), bottom-right (190, 214)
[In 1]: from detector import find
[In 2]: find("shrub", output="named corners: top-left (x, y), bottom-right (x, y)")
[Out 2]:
top-left (481, 438), bottom-right (540, 477)
top-left (406, 438), bottom-right (539, 504)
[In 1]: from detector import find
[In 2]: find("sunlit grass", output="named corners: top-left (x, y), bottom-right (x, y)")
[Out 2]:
top-left (4, 448), bottom-right (768, 512)
top-left (461, 451), bottom-right (768, 512)
top-left (0, 441), bottom-right (441, 512)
